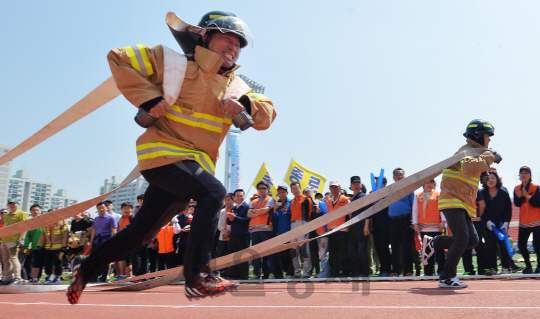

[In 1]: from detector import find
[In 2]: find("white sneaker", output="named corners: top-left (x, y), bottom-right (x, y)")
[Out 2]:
top-left (422, 236), bottom-right (435, 266)
top-left (500, 268), bottom-right (510, 274)
top-left (439, 277), bottom-right (468, 288)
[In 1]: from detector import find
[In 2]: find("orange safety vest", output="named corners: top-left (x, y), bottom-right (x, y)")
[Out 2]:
top-left (416, 191), bottom-right (442, 230)
top-left (326, 195), bottom-right (349, 232)
top-left (119, 213), bottom-right (132, 231)
top-left (515, 183), bottom-right (540, 228)
top-left (249, 195), bottom-right (273, 231)
top-left (290, 194), bottom-right (312, 221)
top-left (156, 225), bottom-right (175, 254)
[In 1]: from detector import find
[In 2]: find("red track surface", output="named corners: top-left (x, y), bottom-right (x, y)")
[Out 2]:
top-left (2, 279), bottom-right (539, 318)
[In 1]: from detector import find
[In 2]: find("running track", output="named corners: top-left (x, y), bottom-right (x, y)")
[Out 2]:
top-left (1, 279), bottom-right (539, 318)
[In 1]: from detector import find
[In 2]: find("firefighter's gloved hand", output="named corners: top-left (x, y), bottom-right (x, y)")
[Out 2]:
top-left (486, 220), bottom-right (495, 231)
top-left (501, 222), bottom-right (509, 232)
top-left (489, 149), bottom-right (503, 164)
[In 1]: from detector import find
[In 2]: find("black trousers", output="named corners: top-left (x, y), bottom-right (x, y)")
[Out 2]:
top-left (147, 247), bottom-right (158, 273)
top-left (274, 248), bottom-right (294, 278)
top-left (435, 209), bottom-right (479, 280)
top-left (349, 230), bottom-right (370, 277)
top-left (82, 161), bottom-right (226, 285)
top-left (228, 234), bottom-right (251, 279)
top-left (484, 226), bottom-right (510, 270)
top-left (389, 215), bottom-right (414, 274)
top-left (131, 244), bottom-right (148, 276)
top-left (462, 221), bottom-right (488, 273)
top-left (518, 226), bottom-right (540, 268)
top-left (157, 251), bottom-right (177, 271)
top-left (216, 240), bottom-right (229, 277)
top-left (420, 231), bottom-right (446, 276)
top-left (372, 227), bottom-right (391, 274)
top-left (44, 250), bottom-right (62, 277)
top-left (328, 231), bottom-right (349, 277)
top-left (309, 232), bottom-right (320, 275)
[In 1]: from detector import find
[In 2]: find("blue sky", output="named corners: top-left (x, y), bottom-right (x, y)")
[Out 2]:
top-left (2, 1), bottom-right (540, 202)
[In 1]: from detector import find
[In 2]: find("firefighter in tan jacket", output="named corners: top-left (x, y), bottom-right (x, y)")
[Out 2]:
top-left (39, 218), bottom-right (68, 283)
top-left (68, 11), bottom-right (276, 303)
top-left (422, 119), bottom-right (501, 288)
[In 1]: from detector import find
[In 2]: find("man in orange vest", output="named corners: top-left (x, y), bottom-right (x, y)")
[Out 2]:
top-left (412, 180), bottom-right (446, 276)
top-left (248, 181), bottom-right (275, 279)
top-left (514, 166), bottom-right (540, 274)
top-left (288, 182), bottom-right (313, 278)
top-left (326, 181), bottom-right (350, 277)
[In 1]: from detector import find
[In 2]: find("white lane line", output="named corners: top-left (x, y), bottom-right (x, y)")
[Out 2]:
top-left (1, 302), bottom-right (540, 309)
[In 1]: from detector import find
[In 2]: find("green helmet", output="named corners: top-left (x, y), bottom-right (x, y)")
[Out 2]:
top-left (463, 119), bottom-right (495, 138)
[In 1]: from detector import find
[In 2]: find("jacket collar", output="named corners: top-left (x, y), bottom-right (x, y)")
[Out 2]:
top-left (194, 45), bottom-right (241, 74)
top-left (466, 138), bottom-right (484, 149)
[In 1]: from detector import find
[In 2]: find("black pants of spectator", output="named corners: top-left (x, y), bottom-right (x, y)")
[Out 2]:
top-left (274, 249), bottom-right (293, 279)
top-left (131, 244), bottom-right (148, 276)
top-left (216, 240), bottom-right (229, 277)
top-left (420, 231), bottom-right (446, 276)
top-left (484, 226), bottom-right (510, 270)
top-left (251, 231), bottom-right (275, 279)
top-left (309, 235), bottom-right (320, 276)
top-left (389, 215), bottom-right (414, 275)
top-left (148, 247), bottom-right (158, 273)
top-left (435, 209), bottom-right (479, 280)
top-left (349, 230), bottom-right (370, 277)
top-left (176, 245), bottom-right (187, 266)
top-left (518, 226), bottom-right (540, 269)
top-left (157, 252), bottom-right (177, 271)
top-left (31, 249), bottom-right (45, 280)
top-left (372, 227), bottom-right (391, 274)
top-left (44, 250), bottom-right (62, 278)
top-left (328, 231), bottom-right (349, 277)
top-left (228, 234), bottom-right (250, 279)
top-left (81, 161), bottom-right (225, 285)
top-left (462, 221), bottom-right (488, 273)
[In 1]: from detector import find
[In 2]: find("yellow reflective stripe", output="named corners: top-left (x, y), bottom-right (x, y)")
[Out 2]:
top-left (247, 92), bottom-right (268, 102)
top-left (484, 124), bottom-right (492, 128)
top-left (124, 45), bottom-right (154, 77)
top-left (438, 199), bottom-right (476, 215)
top-left (136, 142), bottom-right (215, 174)
top-left (468, 124), bottom-right (478, 128)
top-left (209, 14), bottom-right (223, 19)
top-left (442, 169), bottom-right (479, 187)
top-left (164, 113), bottom-right (222, 133)
top-left (164, 105), bottom-right (232, 133)
top-left (136, 44), bottom-right (154, 77)
top-left (125, 46), bottom-right (142, 74)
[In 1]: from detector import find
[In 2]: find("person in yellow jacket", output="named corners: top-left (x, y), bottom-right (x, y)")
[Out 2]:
top-left (39, 217), bottom-right (69, 284)
top-left (422, 119), bottom-right (501, 288)
top-left (68, 10), bottom-right (276, 304)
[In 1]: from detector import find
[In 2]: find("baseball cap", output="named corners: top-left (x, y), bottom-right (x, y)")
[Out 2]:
top-left (329, 180), bottom-right (340, 187)
top-left (7, 198), bottom-right (19, 204)
top-left (350, 176), bottom-right (361, 184)
top-left (277, 184), bottom-right (288, 192)
top-left (519, 166), bottom-right (532, 174)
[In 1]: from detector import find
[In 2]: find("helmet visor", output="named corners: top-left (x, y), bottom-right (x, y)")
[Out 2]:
top-left (205, 16), bottom-right (253, 48)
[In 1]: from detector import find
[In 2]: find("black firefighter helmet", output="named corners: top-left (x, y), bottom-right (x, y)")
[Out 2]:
top-left (463, 119), bottom-right (495, 138)
top-left (166, 11), bottom-right (252, 54)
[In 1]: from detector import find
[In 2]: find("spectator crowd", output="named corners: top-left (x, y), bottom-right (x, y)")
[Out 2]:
top-left (1, 165), bottom-right (539, 285)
